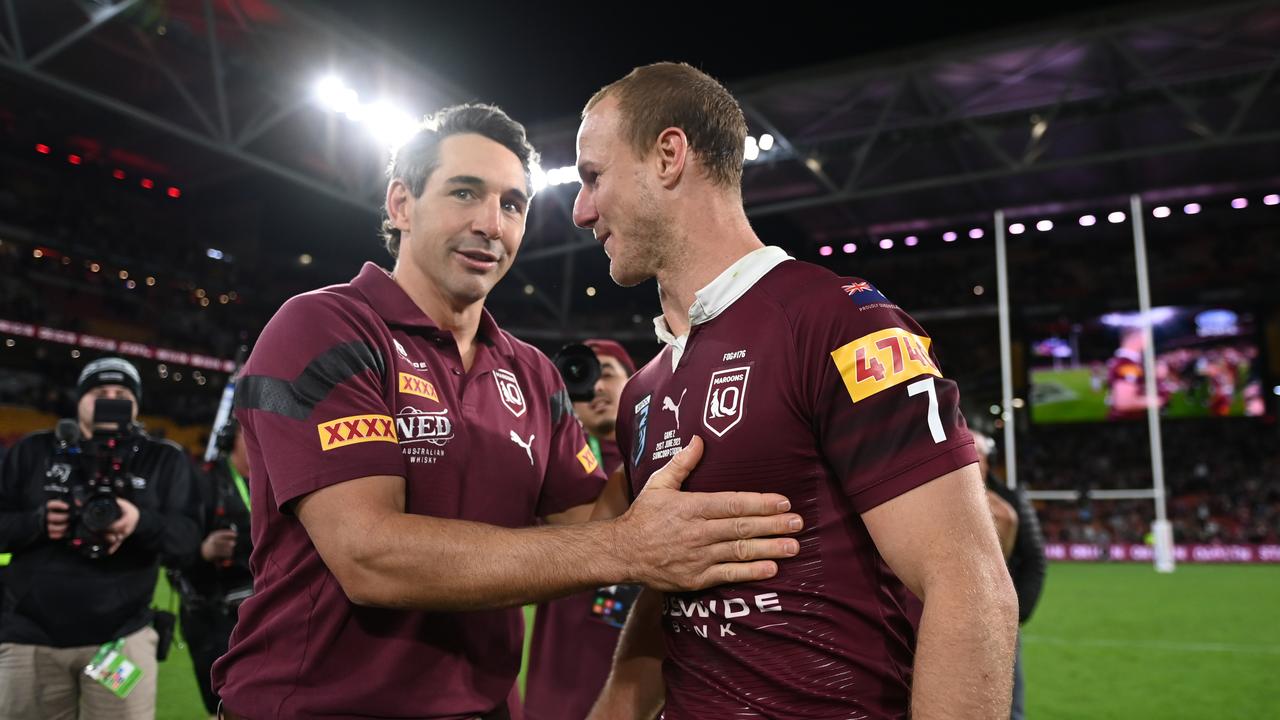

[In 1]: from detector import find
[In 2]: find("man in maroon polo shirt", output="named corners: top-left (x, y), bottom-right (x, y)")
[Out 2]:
top-left (572, 64), bottom-right (1018, 719)
top-left (211, 104), bottom-right (803, 720)
top-left (525, 339), bottom-right (636, 720)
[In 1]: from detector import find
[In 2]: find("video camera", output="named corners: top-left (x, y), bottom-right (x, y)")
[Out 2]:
top-left (45, 398), bottom-right (141, 559)
top-left (552, 343), bottom-right (602, 403)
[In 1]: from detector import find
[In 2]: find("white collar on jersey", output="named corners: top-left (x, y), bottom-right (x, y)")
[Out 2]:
top-left (653, 245), bottom-right (793, 367)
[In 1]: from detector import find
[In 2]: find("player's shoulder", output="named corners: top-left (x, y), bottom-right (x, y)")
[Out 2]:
top-left (271, 282), bottom-right (376, 328)
top-left (246, 282), bottom-right (385, 377)
top-left (758, 260), bottom-right (897, 314)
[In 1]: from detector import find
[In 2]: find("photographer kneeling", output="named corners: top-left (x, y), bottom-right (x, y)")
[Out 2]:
top-left (0, 357), bottom-right (201, 720)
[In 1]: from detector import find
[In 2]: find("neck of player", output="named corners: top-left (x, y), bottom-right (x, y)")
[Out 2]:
top-left (392, 261), bottom-right (485, 371)
top-left (657, 202), bottom-right (763, 338)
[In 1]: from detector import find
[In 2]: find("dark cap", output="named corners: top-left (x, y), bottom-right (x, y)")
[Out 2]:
top-left (77, 357), bottom-right (143, 402)
top-left (583, 339), bottom-right (636, 376)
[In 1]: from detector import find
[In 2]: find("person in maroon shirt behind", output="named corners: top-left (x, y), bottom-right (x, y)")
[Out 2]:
top-left (571, 63), bottom-right (1018, 720)
top-left (525, 339), bottom-right (637, 720)
top-left (1106, 327), bottom-right (1164, 421)
top-left (211, 104), bottom-right (805, 720)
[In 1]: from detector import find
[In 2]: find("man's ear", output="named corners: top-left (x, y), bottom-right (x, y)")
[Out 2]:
top-left (653, 127), bottom-right (689, 190)
top-left (386, 179), bottom-right (413, 232)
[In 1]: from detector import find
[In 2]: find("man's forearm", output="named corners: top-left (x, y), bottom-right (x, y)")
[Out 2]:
top-left (334, 512), bottom-right (631, 611)
top-left (588, 587), bottom-right (666, 720)
top-left (911, 571), bottom-right (1018, 719)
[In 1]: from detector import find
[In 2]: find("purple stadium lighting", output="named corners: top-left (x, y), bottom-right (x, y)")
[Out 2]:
top-left (1153, 206), bottom-right (1171, 218)
top-left (1264, 194), bottom-right (1279, 206)
top-left (879, 238), bottom-right (894, 250)
top-left (969, 228), bottom-right (985, 239)
top-left (1079, 214), bottom-right (1096, 227)
top-left (904, 236), bottom-right (919, 247)
top-left (1108, 211), bottom-right (1126, 223)
top-left (819, 245), bottom-right (833, 257)
top-left (1009, 223), bottom-right (1025, 235)
top-left (942, 231), bottom-right (958, 242)
top-left (843, 242), bottom-right (857, 254)
top-left (1183, 203), bottom-right (1201, 215)
top-left (1036, 219), bottom-right (1053, 232)
top-left (1231, 198), bottom-right (1248, 209)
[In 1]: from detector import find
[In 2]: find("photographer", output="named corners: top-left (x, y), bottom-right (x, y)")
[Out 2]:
top-left (0, 357), bottom-right (201, 719)
top-left (525, 339), bottom-right (636, 720)
top-left (170, 421), bottom-right (252, 716)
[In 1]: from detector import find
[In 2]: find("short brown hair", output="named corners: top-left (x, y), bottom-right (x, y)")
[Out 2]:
top-left (381, 103), bottom-right (539, 258)
top-left (585, 62), bottom-right (747, 188)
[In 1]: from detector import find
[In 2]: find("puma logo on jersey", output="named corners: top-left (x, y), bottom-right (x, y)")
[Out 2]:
top-left (662, 388), bottom-right (687, 430)
top-left (509, 430), bottom-right (535, 465)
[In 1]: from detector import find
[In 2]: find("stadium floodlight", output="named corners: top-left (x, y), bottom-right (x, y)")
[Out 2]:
top-left (1108, 211), bottom-right (1126, 223)
top-left (206, 248), bottom-right (224, 260)
top-left (1079, 214), bottom-right (1096, 227)
top-left (1009, 223), bottom-right (1025, 234)
top-left (759, 134), bottom-right (774, 151)
top-left (1183, 202), bottom-right (1201, 215)
top-left (1153, 205), bottom-right (1171, 218)
top-left (544, 165), bottom-right (581, 187)
top-left (942, 231), bottom-right (957, 242)
top-left (879, 238), bottom-right (894, 250)
top-left (1273, 385), bottom-right (1280, 396)
top-left (364, 102), bottom-right (420, 149)
top-left (744, 139), bottom-right (760, 162)
top-left (1036, 219), bottom-right (1053, 232)
top-left (969, 228), bottom-right (985, 239)
top-left (314, 76), bottom-right (358, 113)
top-left (904, 236), bottom-right (919, 246)
top-left (1264, 194), bottom-right (1279, 206)
top-left (1231, 198), bottom-right (1248, 209)
top-left (530, 163), bottom-right (548, 194)
top-left (842, 242), bottom-right (857, 254)
top-left (818, 245), bottom-right (833, 256)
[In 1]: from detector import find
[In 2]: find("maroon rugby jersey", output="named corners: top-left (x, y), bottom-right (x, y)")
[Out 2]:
top-left (616, 249), bottom-right (976, 719)
top-left (212, 262), bottom-right (605, 719)
top-left (1105, 349), bottom-right (1145, 421)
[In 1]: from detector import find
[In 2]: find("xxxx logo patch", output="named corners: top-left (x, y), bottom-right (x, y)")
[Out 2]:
top-left (576, 443), bottom-right (600, 474)
top-left (317, 414), bottom-right (397, 451)
top-left (399, 372), bottom-right (439, 402)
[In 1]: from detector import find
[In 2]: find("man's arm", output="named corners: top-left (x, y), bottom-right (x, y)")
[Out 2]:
top-left (986, 489), bottom-right (1018, 560)
top-left (1010, 486), bottom-right (1048, 623)
top-left (0, 439), bottom-right (49, 552)
top-left (543, 465), bottom-right (630, 526)
top-left (587, 587), bottom-right (666, 720)
top-left (111, 445), bottom-right (203, 564)
top-left (863, 463), bottom-right (1018, 720)
top-left (297, 437), bottom-right (803, 611)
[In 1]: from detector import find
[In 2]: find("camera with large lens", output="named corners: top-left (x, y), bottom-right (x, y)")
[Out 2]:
top-left (45, 398), bottom-right (140, 559)
top-left (553, 343), bottom-right (602, 403)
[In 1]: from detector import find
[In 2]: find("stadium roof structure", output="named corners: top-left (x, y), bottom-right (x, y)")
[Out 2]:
top-left (0, 0), bottom-right (468, 209)
top-left (1, 1), bottom-right (1277, 342)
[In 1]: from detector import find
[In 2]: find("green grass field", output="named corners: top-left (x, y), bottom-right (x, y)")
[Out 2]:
top-left (153, 564), bottom-right (1280, 718)
top-left (1032, 368), bottom-right (1247, 422)
top-left (1023, 564), bottom-right (1280, 719)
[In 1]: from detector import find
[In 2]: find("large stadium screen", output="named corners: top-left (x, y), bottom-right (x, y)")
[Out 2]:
top-left (1030, 306), bottom-right (1267, 423)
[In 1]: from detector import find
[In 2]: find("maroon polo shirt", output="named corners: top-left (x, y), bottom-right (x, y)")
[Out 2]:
top-left (616, 257), bottom-right (977, 719)
top-left (524, 438), bottom-right (625, 720)
top-left (212, 262), bottom-right (606, 719)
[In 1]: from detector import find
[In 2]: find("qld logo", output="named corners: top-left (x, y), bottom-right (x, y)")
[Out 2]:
top-left (703, 366), bottom-right (750, 437)
top-left (493, 368), bottom-right (526, 418)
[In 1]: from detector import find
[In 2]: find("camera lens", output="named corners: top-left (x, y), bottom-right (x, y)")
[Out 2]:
top-left (81, 494), bottom-right (122, 533)
top-left (553, 344), bottom-right (602, 403)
